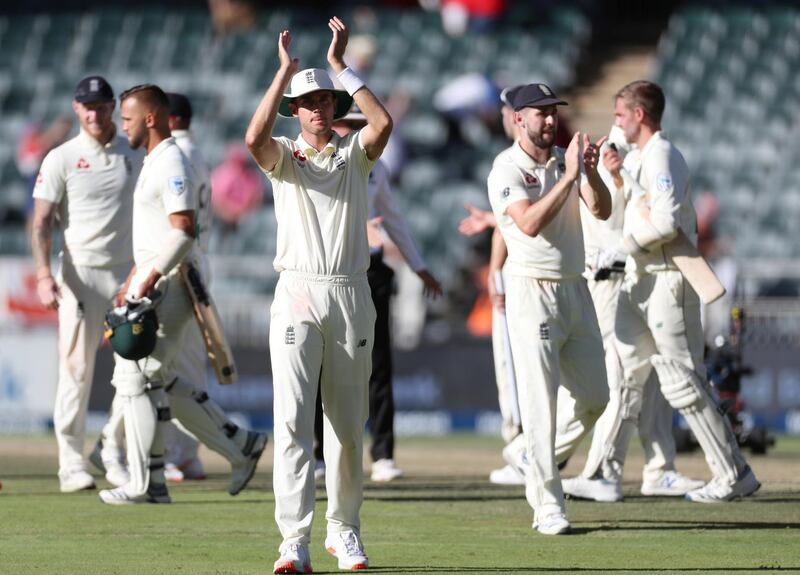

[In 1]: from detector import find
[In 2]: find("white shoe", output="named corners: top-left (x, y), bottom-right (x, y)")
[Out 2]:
top-left (59, 470), bottom-right (96, 493)
top-left (489, 464), bottom-right (525, 485)
top-left (641, 470), bottom-right (705, 496)
top-left (165, 463), bottom-right (185, 483)
top-left (273, 542), bottom-right (313, 574)
top-left (89, 440), bottom-right (129, 487)
top-left (533, 512), bottom-right (572, 535)
top-left (314, 460), bottom-right (326, 481)
top-left (98, 484), bottom-right (171, 505)
top-left (685, 466), bottom-right (760, 503)
top-left (325, 530), bottom-right (369, 570)
top-left (562, 475), bottom-right (622, 502)
top-left (371, 458), bottom-right (403, 482)
top-left (229, 431), bottom-right (268, 495)
top-left (502, 440), bottom-right (528, 478)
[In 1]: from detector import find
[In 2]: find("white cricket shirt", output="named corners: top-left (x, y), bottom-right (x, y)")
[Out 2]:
top-left (33, 128), bottom-right (143, 268)
top-left (622, 131), bottom-right (696, 273)
top-left (173, 130), bottom-right (212, 255)
top-left (264, 130), bottom-right (375, 276)
top-left (369, 159), bottom-right (426, 272)
top-left (132, 137), bottom-right (196, 274)
top-left (488, 141), bottom-right (584, 280)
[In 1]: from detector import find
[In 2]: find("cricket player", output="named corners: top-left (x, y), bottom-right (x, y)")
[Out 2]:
top-left (560, 125), bottom-right (703, 501)
top-left (245, 18), bottom-right (392, 573)
top-left (487, 83), bottom-right (610, 535)
top-left (162, 92), bottom-right (212, 482)
top-left (32, 75), bottom-right (139, 493)
top-left (98, 84), bottom-right (266, 505)
top-left (598, 80), bottom-right (759, 503)
top-left (313, 109), bottom-right (443, 484)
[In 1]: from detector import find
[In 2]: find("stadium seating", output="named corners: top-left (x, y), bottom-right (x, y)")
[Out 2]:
top-left (653, 5), bottom-right (800, 256)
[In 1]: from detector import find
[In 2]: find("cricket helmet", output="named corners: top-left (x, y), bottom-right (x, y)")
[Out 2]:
top-left (104, 297), bottom-right (159, 360)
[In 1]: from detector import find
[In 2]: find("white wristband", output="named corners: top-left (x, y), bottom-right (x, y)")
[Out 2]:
top-left (337, 67), bottom-right (365, 96)
top-left (154, 228), bottom-right (194, 275)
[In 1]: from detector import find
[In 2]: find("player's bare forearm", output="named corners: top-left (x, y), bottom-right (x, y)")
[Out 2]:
top-left (245, 31), bottom-right (297, 171)
top-left (31, 199), bottom-right (56, 275)
top-left (507, 174), bottom-right (576, 237)
top-left (580, 170), bottom-right (612, 220)
top-left (354, 88), bottom-right (392, 160)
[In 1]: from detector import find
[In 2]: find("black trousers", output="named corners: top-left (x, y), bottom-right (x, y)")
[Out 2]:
top-left (314, 254), bottom-right (396, 463)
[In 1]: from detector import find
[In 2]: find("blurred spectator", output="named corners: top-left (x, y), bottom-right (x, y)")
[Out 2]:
top-left (433, 72), bottom-right (499, 148)
top-left (210, 143), bottom-right (265, 233)
top-left (421, 0), bottom-right (507, 36)
top-left (207, 0), bottom-right (257, 36)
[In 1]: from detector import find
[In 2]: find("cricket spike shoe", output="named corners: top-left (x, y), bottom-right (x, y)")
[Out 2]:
top-left (273, 543), bottom-right (313, 574)
top-left (489, 464), bottom-right (525, 486)
top-left (685, 466), bottom-right (760, 503)
top-left (229, 431), bottom-right (268, 495)
top-left (59, 470), bottom-right (96, 493)
top-left (562, 475), bottom-right (622, 502)
top-left (641, 470), bottom-right (705, 496)
top-left (98, 483), bottom-right (171, 505)
top-left (533, 512), bottom-right (572, 535)
top-left (325, 530), bottom-right (369, 570)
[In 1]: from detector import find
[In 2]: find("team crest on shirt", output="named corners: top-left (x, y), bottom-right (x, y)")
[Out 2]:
top-left (656, 173), bottom-right (673, 192)
top-left (292, 149), bottom-right (308, 166)
top-left (168, 176), bottom-right (187, 195)
top-left (524, 173), bottom-right (540, 188)
top-left (76, 158), bottom-right (90, 169)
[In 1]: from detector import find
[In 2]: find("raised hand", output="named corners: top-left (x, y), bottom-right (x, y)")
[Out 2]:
top-left (327, 16), bottom-right (349, 72)
top-left (457, 202), bottom-right (495, 237)
top-left (602, 143), bottom-right (623, 176)
top-left (564, 131), bottom-right (582, 181)
top-left (583, 135), bottom-right (607, 175)
top-left (278, 30), bottom-right (299, 74)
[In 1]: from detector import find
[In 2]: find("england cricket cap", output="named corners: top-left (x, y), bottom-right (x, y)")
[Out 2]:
top-left (511, 83), bottom-right (568, 110)
top-left (278, 68), bottom-right (353, 120)
top-left (500, 85), bottom-right (522, 108)
top-left (74, 75), bottom-right (114, 103)
top-left (166, 92), bottom-right (193, 119)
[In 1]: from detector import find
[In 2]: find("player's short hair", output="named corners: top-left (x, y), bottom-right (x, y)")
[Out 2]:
top-left (119, 84), bottom-right (170, 114)
top-left (615, 81), bottom-right (665, 124)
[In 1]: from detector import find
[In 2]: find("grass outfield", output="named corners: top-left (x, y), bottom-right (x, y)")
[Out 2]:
top-left (1, 434), bottom-right (799, 574)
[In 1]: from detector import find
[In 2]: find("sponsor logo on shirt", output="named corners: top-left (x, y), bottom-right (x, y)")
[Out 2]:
top-left (293, 149), bottom-right (307, 167)
top-left (331, 151), bottom-right (346, 171)
top-left (285, 325), bottom-right (295, 345)
top-left (168, 176), bottom-right (187, 195)
top-left (76, 158), bottom-right (90, 169)
top-left (524, 173), bottom-right (539, 188)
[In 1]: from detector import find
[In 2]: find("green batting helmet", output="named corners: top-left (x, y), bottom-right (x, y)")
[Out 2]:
top-left (105, 302), bottom-right (158, 361)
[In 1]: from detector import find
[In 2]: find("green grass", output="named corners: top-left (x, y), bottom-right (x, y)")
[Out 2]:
top-left (1, 436), bottom-right (799, 574)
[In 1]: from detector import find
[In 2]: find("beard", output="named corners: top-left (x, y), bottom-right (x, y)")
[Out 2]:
top-left (529, 129), bottom-right (554, 150)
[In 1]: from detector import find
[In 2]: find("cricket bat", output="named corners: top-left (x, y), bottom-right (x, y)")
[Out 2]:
top-left (180, 262), bottom-right (238, 385)
top-left (494, 271), bottom-right (521, 428)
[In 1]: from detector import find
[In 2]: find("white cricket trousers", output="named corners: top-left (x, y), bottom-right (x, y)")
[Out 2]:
top-left (54, 258), bottom-right (129, 478)
top-left (558, 275), bottom-right (677, 483)
top-left (112, 271), bottom-right (194, 497)
top-left (492, 307), bottom-right (521, 444)
top-left (271, 271), bottom-right (376, 546)
top-left (614, 270), bottom-right (746, 485)
top-left (505, 275), bottom-right (608, 519)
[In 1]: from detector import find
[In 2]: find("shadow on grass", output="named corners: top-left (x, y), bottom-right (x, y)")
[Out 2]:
top-left (571, 518), bottom-right (800, 534)
top-left (362, 567), bottom-right (799, 573)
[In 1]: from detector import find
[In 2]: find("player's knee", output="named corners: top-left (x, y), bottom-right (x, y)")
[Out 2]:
top-left (651, 355), bottom-right (703, 410)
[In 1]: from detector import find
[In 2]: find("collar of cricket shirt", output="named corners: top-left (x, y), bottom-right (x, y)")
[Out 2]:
top-left (511, 139), bottom-right (561, 172)
top-left (295, 133), bottom-right (341, 158)
top-left (638, 130), bottom-right (664, 163)
top-left (143, 136), bottom-right (176, 165)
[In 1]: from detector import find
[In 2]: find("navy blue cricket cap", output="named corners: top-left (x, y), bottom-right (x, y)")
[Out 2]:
top-left (511, 83), bottom-right (568, 110)
top-left (74, 75), bottom-right (114, 103)
top-left (166, 92), bottom-right (193, 119)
